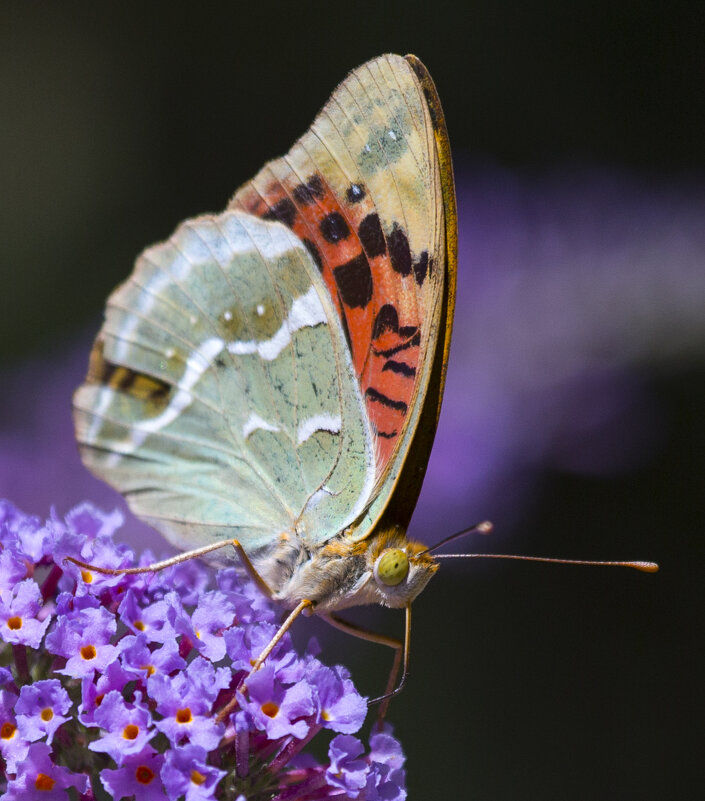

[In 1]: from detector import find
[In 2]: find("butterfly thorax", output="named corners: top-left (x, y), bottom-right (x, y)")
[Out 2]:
top-left (255, 525), bottom-right (438, 613)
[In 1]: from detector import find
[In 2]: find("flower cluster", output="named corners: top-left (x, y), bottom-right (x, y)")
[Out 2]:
top-left (0, 500), bottom-right (406, 800)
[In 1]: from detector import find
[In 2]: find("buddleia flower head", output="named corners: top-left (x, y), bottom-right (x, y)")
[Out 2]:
top-left (0, 499), bottom-right (406, 800)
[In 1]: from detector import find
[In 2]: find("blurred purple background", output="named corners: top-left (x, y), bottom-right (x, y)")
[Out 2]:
top-left (2, 6), bottom-right (704, 800)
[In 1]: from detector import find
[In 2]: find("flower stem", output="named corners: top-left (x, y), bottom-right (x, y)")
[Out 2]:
top-left (12, 643), bottom-right (30, 683)
top-left (236, 727), bottom-right (250, 778)
top-left (41, 563), bottom-right (63, 601)
top-left (268, 723), bottom-right (322, 776)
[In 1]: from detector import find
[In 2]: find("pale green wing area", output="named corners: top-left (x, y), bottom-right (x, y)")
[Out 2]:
top-left (73, 211), bottom-right (375, 560)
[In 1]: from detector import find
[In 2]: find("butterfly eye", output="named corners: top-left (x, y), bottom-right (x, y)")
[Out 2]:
top-left (375, 549), bottom-right (409, 587)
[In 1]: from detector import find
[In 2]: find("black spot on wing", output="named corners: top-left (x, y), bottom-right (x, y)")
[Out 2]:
top-left (374, 426), bottom-right (398, 439)
top-left (337, 299), bottom-right (354, 354)
top-left (320, 212), bottom-right (350, 244)
top-left (358, 213), bottom-right (386, 258)
top-left (398, 325), bottom-right (418, 338)
top-left (302, 238), bottom-right (324, 272)
top-left (382, 359), bottom-right (416, 378)
top-left (413, 251), bottom-right (430, 285)
top-left (372, 304), bottom-right (399, 339)
top-left (292, 175), bottom-right (325, 205)
top-left (263, 197), bottom-right (297, 228)
top-left (333, 253), bottom-right (373, 308)
top-left (116, 369), bottom-right (136, 391)
top-left (365, 387), bottom-right (408, 413)
top-left (387, 224), bottom-right (412, 276)
top-left (346, 183), bottom-right (366, 203)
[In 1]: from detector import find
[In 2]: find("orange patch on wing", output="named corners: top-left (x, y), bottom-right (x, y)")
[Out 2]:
top-left (233, 173), bottom-right (424, 472)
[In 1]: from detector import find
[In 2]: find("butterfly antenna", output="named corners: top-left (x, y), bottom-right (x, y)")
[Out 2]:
top-left (418, 520), bottom-right (494, 556)
top-left (434, 553), bottom-right (659, 572)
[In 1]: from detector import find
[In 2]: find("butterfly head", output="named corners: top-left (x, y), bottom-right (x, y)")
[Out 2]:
top-left (369, 525), bottom-right (439, 609)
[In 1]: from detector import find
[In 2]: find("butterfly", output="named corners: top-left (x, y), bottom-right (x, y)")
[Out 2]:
top-left (73, 53), bottom-right (458, 703)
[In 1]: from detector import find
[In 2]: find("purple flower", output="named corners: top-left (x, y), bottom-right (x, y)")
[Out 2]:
top-left (217, 570), bottom-right (277, 625)
top-left (190, 591), bottom-right (235, 661)
top-left (224, 620), bottom-right (287, 673)
top-left (100, 745), bottom-right (167, 801)
top-left (0, 579), bottom-right (51, 648)
top-left (237, 662), bottom-right (315, 740)
top-left (45, 603), bottom-right (118, 678)
top-left (88, 690), bottom-right (154, 764)
top-left (118, 589), bottom-right (181, 644)
top-left (1, 505), bottom-right (52, 563)
top-left (15, 680), bottom-right (71, 744)
top-left (65, 502), bottom-right (124, 541)
top-left (79, 658), bottom-right (132, 727)
top-left (326, 734), bottom-right (369, 797)
top-left (56, 524), bottom-right (135, 598)
top-left (1, 686), bottom-right (30, 772)
top-left (161, 744), bottom-right (226, 801)
top-left (148, 658), bottom-right (227, 750)
top-left (365, 731), bottom-right (407, 801)
top-left (120, 633), bottom-right (186, 680)
top-left (310, 663), bottom-right (367, 734)
top-left (3, 742), bottom-right (89, 800)
top-left (0, 544), bottom-right (29, 596)
top-left (153, 558), bottom-right (209, 606)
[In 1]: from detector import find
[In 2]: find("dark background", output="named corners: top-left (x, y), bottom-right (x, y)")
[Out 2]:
top-left (2, 4), bottom-right (704, 799)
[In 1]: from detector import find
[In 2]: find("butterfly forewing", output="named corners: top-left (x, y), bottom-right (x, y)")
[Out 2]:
top-left (230, 55), bottom-right (446, 515)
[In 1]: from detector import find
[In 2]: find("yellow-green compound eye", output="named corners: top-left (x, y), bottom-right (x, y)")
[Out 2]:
top-left (375, 549), bottom-right (409, 587)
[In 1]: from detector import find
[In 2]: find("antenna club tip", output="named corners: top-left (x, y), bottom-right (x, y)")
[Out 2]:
top-left (477, 521), bottom-right (493, 535)
top-left (633, 561), bottom-right (659, 573)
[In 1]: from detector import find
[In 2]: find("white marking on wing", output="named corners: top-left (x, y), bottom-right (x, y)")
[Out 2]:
top-left (242, 412), bottom-right (280, 439)
top-left (105, 336), bottom-right (225, 465)
top-left (227, 285), bottom-right (327, 361)
top-left (296, 414), bottom-right (341, 445)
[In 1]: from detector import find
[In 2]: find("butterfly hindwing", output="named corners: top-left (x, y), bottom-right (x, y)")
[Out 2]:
top-left (74, 212), bottom-right (375, 559)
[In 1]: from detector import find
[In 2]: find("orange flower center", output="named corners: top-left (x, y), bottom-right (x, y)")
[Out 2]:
top-left (1, 722), bottom-right (16, 739)
top-left (80, 644), bottom-right (97, 660)
top-left (35, 773), bottom-right (56, 791)
top-left (123, 724), bottom-right (139, 740)
top-left (40, 708), bottom-right (54, 722)
top-left (176, 708), bottom-right (192, 724)
top-left (135, 765), bottom-right (156, 785)
top-left (81, 570), bottom-right (93, 584)
top-left (261, 702), bottom-right (279, 718)
top-left (190, 770), bottom-right (207, 786)
top-left (134, 620), bottom-right (145, 631)
top-left (7, 616), bottom-right (22, 630)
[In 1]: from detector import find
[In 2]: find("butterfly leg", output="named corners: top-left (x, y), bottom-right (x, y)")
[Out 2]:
top-left (322, 605), bottom-right (411, 725)
top-left (215, 598), bottom-right (314, 725)
top-left (64, 538), bottom-right (276, 599)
